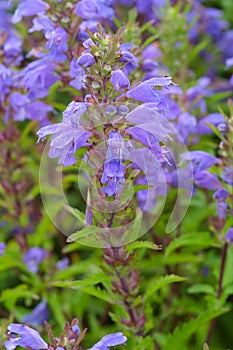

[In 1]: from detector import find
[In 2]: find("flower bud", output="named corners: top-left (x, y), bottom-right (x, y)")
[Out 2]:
top-left (110, 70), bottom-right (130, 91)
top-left (77, 53), bottom-right (95, 68)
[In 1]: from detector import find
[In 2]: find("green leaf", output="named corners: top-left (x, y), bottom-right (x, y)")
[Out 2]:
top-left (47, 292), bottom-right (66, 329)
top-left (125, 241), bottom-right (161, 253)
top-left (1, 285), bottom-right (38, 310)
top-left (81, 285), bottom-right (114, 303)
top-left (164, 308), bottom-right (229, 349)
top-left (52, 273), bottom-right (110, 289)
top-left (64, 204), bottom-right (85, 222)
top-left (145, 274), bottom-right (186, 300)
top-left (187, 284), bottom-right (215, 295)
top-left (165, 232), bottom-right (214, 257)
top-left (67, 226), bottom-right (99, 242)
top-left (133, 184), bottom-right (155, 193)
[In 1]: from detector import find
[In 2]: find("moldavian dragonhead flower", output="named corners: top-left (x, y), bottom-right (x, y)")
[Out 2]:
top-left (101, 131), bottom-right (127, 196)
top-left (126, 76), bottom-right (173, 103)
top-left (0, 64), bottom-right (12, 103)
top-left (21, 57), bottom-right (58, 99)
top-left (88, 332), bottom-right (127, 350)
top-left (12, 0), bottom-right (49, 23)
top-left (110, 70), bottom-right (130, 91)
top-left (197, 113), bottom-right (225, 135)
top-left (77, 52), bottom-right (96, 68)
top-left (0, 242), bottom-right (5, 256)
top-left (45, 27), bottom-right (68, 62)
top-left (181, 150), bottom-right (219, 173)
top-left (75, 0), bottom-right (114, 20)
top-left (226, 228), bottom-right (233, 243)
top-left (37, 101), bottom-right (91, 166)
top-left (23, 301), bottom-right (49, 326)
top-left (5, 324), bottom-right (48, 350)
top-left (56, 257), bottom-right (70, 270)
top-left (23, 247), bottom-right (47, 273)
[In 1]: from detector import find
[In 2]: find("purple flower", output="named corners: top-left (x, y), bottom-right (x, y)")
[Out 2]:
top-left (216, 201), bottom-right (228, 220)
top-left (75, 0), bottom-right (100, 19)
top-left (21, 57), bottom-right (58, 99)
top-left (77, 52), bottom-right (96, 68)
top-left (226, 57), bottom-right (233, 67)
top-left (101, 131), bottom-right (127, 196)
top-left (56, 257), bottom-right (70, 270)
top-left (0, 242), bottom-right (5, 256)
top-left (46, 27), bottom-right (68, 62)
top-left (9, 92), bottom-right (53, 123)
top-left (23, 301), bottom-right (49, 326)
top-left (127, 126), bottom-right (164, 163)
top-left (194, 171), bottom-right (220, 190)
top-left (23, 247), bottom-right (47, 273)
top-left (37, 101), bottom-right (91, 166)
top-left (110, 70), bottom-right (130, 91)
top-left (181, 151), bottom-right (219, 173)
top-left (221, 167), bottom-right (233, 185)
top-left (88, 332), bottom-right (127, 350)
top-left (75, 0), bottom-right (114, 20)
top-left (213, 188), bottom-right (229, 201)
top-left (8, 92), bottom-right (29, 120)
top-left (69, 58), bottom-right (86, 90)
top-left (12, 0), bottom-right (49, 23)
top-left (5, 324), bottom-right (48, 350)
top-left (226, 228), bottom-right (233, 243)
top-left (176, 112), bottom-right (197, 143)
top-left (0, 64), bottom-right (12, 103)
top-left (126, 77), bottom-right (172, 102)
top-left (29, 14), bottom-right (54, 33)
top-left (197, 113), bottom-right (225, 135)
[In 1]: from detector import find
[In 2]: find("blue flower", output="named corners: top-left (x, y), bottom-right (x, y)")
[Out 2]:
top-left (23, 247), bottom-right (47, 273)
top-left (221, 167), bottom-right (233, 185)
top-left (77, 52), bottom-right (96, 68)
top-left (0, 242), bottom-right (5, 256)
top-left (56, 257), bottom-right (70, 270)
top-left (5, 324), bottom-right (48, 350)
top-left (181, 151), bottom-right (219, 174)
top-left (75, 0), bottom-right (114, 20)
top-left (126, 77), bottom-right (172, 102)
top-left (88, 332), bottom-right (127, 350)
top-left (21, 57), bottom-right (58, 99)
top-left (37, 101), bottom-right (91, 166)
top-left (101, 131), bottom-right (127, 196)
top-left (45, 27), bottom-right (68, 62)
top-left (23, 301), bottom-right (49, 326)
top-left (226, 228), bottom-right (233, 243)
top-left (12, 0), bottom-right (49, 23)
top-left (0, 64), bottom-right (12, 103)
top-left (110, 70), bottom-right (130, 91)
top-left (69, 58), bottom-right (86, 90)
top-left (197, 113), bottom-right (225, 135)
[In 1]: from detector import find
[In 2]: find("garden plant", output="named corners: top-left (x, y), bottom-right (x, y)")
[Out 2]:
top-left (0, 0), bottom-right (233, 349)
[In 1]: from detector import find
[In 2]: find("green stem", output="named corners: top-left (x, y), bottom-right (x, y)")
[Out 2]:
top-left (205, 242), bottom-right (228, 345)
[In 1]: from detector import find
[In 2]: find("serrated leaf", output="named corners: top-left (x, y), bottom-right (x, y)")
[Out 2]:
top-left (67, 226), bottom-right (99, 242)
top-left (81, 285), bottom-right (114, 304)
top-left (64, 204), bottom-right (85, 222)
top-left (125, 241), bottom-right (161, 253)
top-left (52, 273), bottom-right (110, 289)
top-left (164, 308), bottom-right (229, 349)
top-left (165, 232), bottom-right (213, 257)
top-left (145, 274), bottom-right (186, 300)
